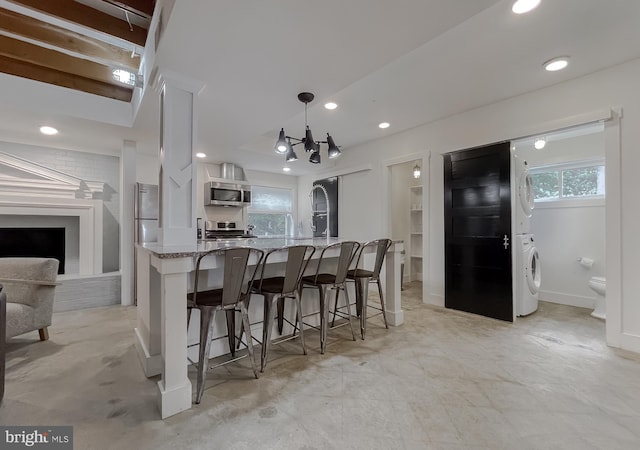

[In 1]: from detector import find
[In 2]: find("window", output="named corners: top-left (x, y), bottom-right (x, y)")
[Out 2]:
top-left (530, 160), bottom-right (605, 201)
top-left (247, 185), bottom-right (294, 236)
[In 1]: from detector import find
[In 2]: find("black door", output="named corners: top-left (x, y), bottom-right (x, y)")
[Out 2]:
top-left (444, 142), bottom-right (512, 322)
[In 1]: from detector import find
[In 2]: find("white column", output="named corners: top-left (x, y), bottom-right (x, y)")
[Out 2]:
top-left (120, 140), bottom-right (136, 306)
top-left (152, 255), bottom-right (193, 418)
top-left (134, 248), bottom-right (162, 377)
top-left (385, 242), bottom-right (405, 326)
top-left (156, 71), bottom-right (204, 246)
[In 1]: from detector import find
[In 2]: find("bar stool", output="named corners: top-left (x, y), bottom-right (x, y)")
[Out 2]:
top-left (248, 245), bottom-right (316, 372)
top-left (333, 239), bottom-right (392, 339)
top-left (186, 246), bottom-right (264, 404)
top-left (299, 241), bottom-right (360, 354)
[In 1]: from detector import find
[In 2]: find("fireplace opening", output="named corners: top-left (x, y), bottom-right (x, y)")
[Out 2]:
top-left (0, 228), bottom-right (65, 274)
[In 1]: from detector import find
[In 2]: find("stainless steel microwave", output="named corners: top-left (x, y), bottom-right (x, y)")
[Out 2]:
top-left (204, 182), bottom-right (251, 207)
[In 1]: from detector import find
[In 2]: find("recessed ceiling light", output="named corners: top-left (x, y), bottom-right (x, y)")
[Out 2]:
top-left (324, 102), bottom-right (338, 110)
top-left (534, 138), bottom-right (546, 149)
top-left (196, 152), bottom-right (206, 158)
top-left (282, 167), bottom-right (291, 172)
top-left (512, 0), bottom-right (541, 14)
top-left (39, 126), bottom-right (58, 135)
top-left (544, 57), bottom-right (569, 72)
top-left (378, 122), bottom-right (390, 129)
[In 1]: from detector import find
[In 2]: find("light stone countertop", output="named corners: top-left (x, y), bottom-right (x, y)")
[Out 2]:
top-left (139, 237), bottom-right (403, 259)
top-left (140, 237), bottom-right (340, 259)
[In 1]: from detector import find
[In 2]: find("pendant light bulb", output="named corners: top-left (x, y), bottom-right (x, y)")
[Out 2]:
top-left (285, 139), bottom-right (298, 162)
top-left (309, 150), bottom-right (321, 164)
top-left (327, 133), bottom-right (341, 159)
top-left (275, 128), bottom-right (288, 154)
top-left (413, 164), bottom-right (421, 179)
top-left (304, 126), bottom-right (317, 152)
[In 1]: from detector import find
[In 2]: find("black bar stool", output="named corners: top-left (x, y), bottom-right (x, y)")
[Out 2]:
top-left (333, 239), bottom-right (392, 339)
top-left (186, 246), bottom-right (264, 404)
top-left (299, 241), bottom-right (359, 354)
top-left (248, 245), bottom-right (316, 372)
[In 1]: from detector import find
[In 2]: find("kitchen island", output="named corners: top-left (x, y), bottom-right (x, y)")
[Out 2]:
top-left (134, 237), bottom-right (404, 418)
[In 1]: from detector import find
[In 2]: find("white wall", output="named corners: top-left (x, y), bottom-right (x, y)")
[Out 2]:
top-left (517, 130), bottom-right (605, 166)
top-left (136, 153), bottom-right (159, 184)
top-left (323, 57), bottom-right (640, 353)
top-left (390, 161), bottom-right (414, 243)
top-left (340, 170), bottom-right (379, 241)
top-left (531, 202), bottom-right (605, 308)
top-left (390, 161), bottom-right (415, 282)
top-left (516, 130), bottom-right (606, 309)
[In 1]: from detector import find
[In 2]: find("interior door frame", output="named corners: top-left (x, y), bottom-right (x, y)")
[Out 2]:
top-left (507, 108), bottom-right (622, 350)
top-left (510, 145), bottom-right (517, 322)
top-left (382, 151), bottom-right (430, 305)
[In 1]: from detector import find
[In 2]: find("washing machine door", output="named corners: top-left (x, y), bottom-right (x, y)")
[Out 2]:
top-left (526, 247), bottom-right (541, 295)
top-left (519, 167), bottom-right (534, 218)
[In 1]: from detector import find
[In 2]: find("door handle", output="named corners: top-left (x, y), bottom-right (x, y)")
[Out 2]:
top-left (503, 235), bottom-right (510, 250)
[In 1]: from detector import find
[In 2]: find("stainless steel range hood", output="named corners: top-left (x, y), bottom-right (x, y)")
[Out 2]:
top-left (220, 162), bottom-right (247, 181)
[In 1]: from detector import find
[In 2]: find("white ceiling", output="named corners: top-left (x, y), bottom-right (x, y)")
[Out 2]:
top-left (1, 0), bottom-right (639, 176)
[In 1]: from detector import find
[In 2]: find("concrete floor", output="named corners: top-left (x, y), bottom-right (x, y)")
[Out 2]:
top-left (2, 282), bottom-right (640, 449)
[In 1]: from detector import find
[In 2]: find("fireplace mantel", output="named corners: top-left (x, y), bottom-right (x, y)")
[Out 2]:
top-left (0, 151), bottom-right (104, 199)
top-left (0, 152), bottom-right (104, 275)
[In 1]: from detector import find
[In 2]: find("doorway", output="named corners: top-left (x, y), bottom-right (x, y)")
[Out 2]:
top-left (385, 154), bottom-right (428, 304)
top-left (512, 122), bottom-right (606, 323)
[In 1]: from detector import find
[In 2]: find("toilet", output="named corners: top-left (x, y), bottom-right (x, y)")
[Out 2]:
top-left (588, 276), bottom-right (606, 320)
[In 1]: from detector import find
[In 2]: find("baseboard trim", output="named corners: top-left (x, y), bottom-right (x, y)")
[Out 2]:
top-left (620, 332), bottom-right (640, 354)
top-left (539, 290), bottom-right (595, 309)
top-left (427, 293), bottom-right (444, 307)
top-left (135, 327), bottom-right (162, 377)
top-left (54, 273), bottom-right (121, 311)
top-left (386, 309), bottom-right (404, 327)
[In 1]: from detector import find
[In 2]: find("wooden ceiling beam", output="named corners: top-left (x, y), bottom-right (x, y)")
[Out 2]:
top-left (103, 0), bottom-right (155, 19)
top-left (0, 55), bottom-right (133, 101)
top-left (0, 8), bottom-right (140, 71)
top-left (0, 34), bottom-right (134, 87)
top-left (7, 0), bottom-right (148, 47)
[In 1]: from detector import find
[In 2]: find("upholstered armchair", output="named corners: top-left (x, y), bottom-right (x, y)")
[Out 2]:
top-left (0, 258), bottom-right (59, 341)
top-left (1, 284), bottom-right (6, 401)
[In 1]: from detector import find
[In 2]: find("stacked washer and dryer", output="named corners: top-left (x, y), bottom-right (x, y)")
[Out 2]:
top-left (514, 155), bottom-right (541, 316)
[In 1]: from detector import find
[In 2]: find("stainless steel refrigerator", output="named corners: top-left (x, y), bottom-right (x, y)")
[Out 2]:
top-left (134, 183), bottom-right (158, 304)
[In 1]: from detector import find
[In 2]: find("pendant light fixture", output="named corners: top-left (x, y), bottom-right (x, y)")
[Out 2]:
top-left (274, 92), bottom-right (341, 164)
top-left (413, 163), bottom-right (421, 179)
top-left (285, 138), bottom-right (298, 162)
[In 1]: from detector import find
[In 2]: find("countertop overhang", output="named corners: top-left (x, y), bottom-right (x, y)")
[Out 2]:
top-left (138, 237), bottom-right (403, 259)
